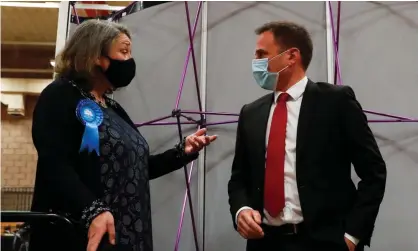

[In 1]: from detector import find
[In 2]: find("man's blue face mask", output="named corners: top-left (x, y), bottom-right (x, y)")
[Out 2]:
top-left (252, 50), bottom-right (290, 91)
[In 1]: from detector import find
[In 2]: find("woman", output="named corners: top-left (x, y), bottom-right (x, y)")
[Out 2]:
top-left (30, 20), bottom-right (216, 251)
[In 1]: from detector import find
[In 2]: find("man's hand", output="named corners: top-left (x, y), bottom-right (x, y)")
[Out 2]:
top-left (344, 237), bottom-right (356, 251)
top-left (237, 209), bottom-right (264, 239)
top-left (87, 211), bottom-right (116, 251)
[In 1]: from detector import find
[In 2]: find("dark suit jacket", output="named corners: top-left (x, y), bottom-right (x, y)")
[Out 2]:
top-left (228, 80), bottom-right (386, 246)
top-left (29, 78), bottom-right (198, 251)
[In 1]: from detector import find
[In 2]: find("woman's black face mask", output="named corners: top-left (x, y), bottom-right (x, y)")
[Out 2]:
top-left (103, 56), bottom-right (136, 89)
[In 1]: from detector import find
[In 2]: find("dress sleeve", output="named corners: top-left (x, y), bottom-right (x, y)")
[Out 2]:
top-left (148, 139), bottom-right (199, 180)
top-left (32, 84), bottom-right (110, 228)
top-left (107, 100), bottom-right (199, 180)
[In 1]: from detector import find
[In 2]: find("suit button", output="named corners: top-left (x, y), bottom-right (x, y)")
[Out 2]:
top-left (257, 187), bottom-right (261, 191)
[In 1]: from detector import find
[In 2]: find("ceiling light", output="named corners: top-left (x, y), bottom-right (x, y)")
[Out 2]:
top-left (0, 1), bottom-right (125, 11)
top-left (50, 60), bottom-right (55, 67)
top-left (0, 2), bottom-right (60, 8)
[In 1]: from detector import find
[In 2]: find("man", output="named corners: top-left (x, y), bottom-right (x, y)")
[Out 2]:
top-left (228, 21), bottom-right (387, 251)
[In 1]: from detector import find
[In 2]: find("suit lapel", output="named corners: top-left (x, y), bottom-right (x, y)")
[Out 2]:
top-left (254, 93), bottom-right (274, 169)
top-left (296, 79), bottom-right (317, 158)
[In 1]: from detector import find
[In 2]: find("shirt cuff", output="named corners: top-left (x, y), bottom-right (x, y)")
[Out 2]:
top-left (235, 206), bottom-right (253, 224)
top-left (344, 233), bottom-right (359, 245)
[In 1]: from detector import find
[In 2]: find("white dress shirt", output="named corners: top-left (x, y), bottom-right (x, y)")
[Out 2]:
top-left (235, 76), bottom-right (359, 245)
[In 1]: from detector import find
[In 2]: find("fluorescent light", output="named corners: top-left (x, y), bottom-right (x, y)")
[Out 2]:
top-left (76, 3), bottom-right (125, 11)
top-left (0, 1), bottom-right (126, 11)
top-left (50, 60), bottom-right (55, 67)
top-left (0, 2), bottom-right (60, 8)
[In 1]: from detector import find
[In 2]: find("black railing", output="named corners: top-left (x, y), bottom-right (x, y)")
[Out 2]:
top-left (1, 212), bottom-right (75, 251)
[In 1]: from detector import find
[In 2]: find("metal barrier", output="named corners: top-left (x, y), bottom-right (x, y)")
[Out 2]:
top-left (1, 211), bottom-right (75, 251)
top-left (1, 187), bottom-right (34, 211)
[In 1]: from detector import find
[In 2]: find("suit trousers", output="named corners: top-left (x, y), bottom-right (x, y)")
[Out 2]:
top-left (246, 224), bottom-right (364, 251)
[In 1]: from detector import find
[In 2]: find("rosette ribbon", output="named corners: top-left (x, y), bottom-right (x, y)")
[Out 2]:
top-left (76, 99), bottom-right (103, 156)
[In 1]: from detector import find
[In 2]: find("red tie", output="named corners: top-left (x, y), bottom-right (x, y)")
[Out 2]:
top-left (264, 92), bottom-right (289, 217)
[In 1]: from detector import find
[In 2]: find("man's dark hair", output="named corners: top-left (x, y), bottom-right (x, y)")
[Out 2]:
top-left (255, 21), bottom-right (313, 70)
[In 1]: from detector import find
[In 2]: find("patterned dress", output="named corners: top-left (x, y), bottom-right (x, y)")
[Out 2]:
top-left (88, 106), bottom-right (153, 251)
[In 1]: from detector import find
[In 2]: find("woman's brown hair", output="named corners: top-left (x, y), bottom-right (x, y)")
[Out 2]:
top-left (54, 19), bottom-right (131, 87)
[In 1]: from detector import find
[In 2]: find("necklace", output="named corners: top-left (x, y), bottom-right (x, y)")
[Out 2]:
top-left (91, 95), bottom-right (107, 108)
top-left (70, 80), bottom-right (117, 109)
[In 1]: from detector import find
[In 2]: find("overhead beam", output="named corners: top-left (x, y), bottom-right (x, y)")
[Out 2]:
top-left (1, 41), bottom-right (56, 46)
top-left (1, 44), bottom-right (56, 70)
top-left (1, 72), bottom-right (54, 79)
top-left (1, 69), bottom-right (53, 73)
top-left (1, 78), bottom-right (51, 95)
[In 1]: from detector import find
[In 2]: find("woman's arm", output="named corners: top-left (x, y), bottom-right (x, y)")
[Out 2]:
top-left (107, 100), bottom-right (203, 180)
top-left (32, 82), bottom-right (110, 228)
top-left (148, 140), bottom-right (199, 180)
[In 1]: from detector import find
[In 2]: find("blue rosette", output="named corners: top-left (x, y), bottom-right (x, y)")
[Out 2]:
top-left (76, 99), bottom-right (103, 156)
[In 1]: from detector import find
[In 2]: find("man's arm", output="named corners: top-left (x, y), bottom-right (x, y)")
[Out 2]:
top-left (228, 105), bottom-right (251, 230)
top-left (340, 86), bottom-right (387, 244)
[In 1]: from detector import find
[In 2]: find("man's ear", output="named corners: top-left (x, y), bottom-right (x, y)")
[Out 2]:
top-left (289, 48), bottom-right (299, 60)
top-left (288, 48), bottom-right (300, 65)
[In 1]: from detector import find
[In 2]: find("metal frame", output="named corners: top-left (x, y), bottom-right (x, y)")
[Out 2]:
top-left (55, 1), bottom-right (71, 57)
top-left (325, 1), bottom-right (335, 84)
top-left (198, 2), bottom-right (208, 249)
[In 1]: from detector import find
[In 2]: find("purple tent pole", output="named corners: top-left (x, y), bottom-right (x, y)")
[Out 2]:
top-left (174, 119), bottom-right (199, 251)
top-left (174, 160), bottom-right (196, 251)
top-left (174, 3), bottom-right (203, 250)
top-left (363, 110), bottom-right (415, 121)
top-left (174, 2), bottom-right (203, 110)
top-left (369, 119), bottom-right (418, 123)
top-left (181, 110), bottom-right (240, 117)
top-left (205, 120), bottom-right (239, 126)
top-left (135, 114), bottom-right (173, 127)
top-left (136, 121), bottom-right (198, 127)
top-left (328, 2), bottom-right (343, 85)
top-left (70, 2), bottom-right (80, 24)
top-left (333, 1), bottom-right (341, 85)
top-left (184, 1), bottom-right (204, 116)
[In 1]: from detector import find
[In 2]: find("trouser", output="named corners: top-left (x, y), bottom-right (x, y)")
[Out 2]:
top-left (246, 223), bottom-right (365, 251)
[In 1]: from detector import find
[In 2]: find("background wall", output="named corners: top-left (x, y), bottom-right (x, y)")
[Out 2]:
top-left (1, 96), bottom-right (38, 211)
top-left (112, 1), bottom-right (417, 251)
top-left (333, 2), bottom-right (418, 250)
top-left (1, 96), bottom-right (38, 188)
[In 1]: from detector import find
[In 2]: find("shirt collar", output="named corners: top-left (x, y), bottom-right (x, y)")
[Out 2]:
top-left (274, 76), bottom-right (308, 103)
